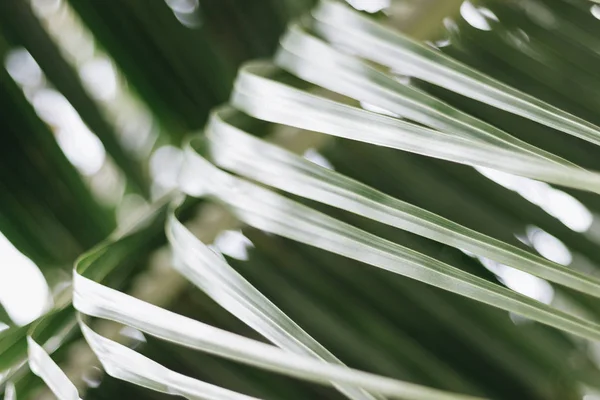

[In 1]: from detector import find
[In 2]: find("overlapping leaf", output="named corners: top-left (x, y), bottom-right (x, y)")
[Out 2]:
top-left (71, 217), bottom-right (482, 400)
top-left (10, 1), bottom-right (600, 400)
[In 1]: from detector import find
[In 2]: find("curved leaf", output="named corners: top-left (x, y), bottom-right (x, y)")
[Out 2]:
top-left (79, 317), bottom-right (259, 400)
top-left (26, 337), bottom-right (80, 400)
top-left (73, 245), bottom-right (482, 400)
top-left (167, 202), bottom-right (381, 400)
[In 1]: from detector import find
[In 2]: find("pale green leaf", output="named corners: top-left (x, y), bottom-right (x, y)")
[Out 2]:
top-left (180, 145), bottom-right (600, 342)
top-left (26, 337), bottom-right (80, 400)
top-left (275, 23), bottom-right (574, 167)
top-left (73, 239), bottom-right (483, 400)
top-left (311, 0), bottom-right (600, 147)
top-left (202, 106), bottom-right (600, 299)
top-left (78, 317), bottom-right (259, 400)
top-left (167, 202), bottom-right (381, 400)
top-left (231, 62), bottom-right (600, 195)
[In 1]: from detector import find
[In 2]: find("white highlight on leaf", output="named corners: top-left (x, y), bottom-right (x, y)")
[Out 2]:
top-left (31, 0), bottom-right (62, 17)
top-left (3, 382), bottom-right (16, 400)
top-left (165, 0), bottom-right (198, 14)
top-left (165, 0), bottom-right (202, 28)
top-left (523, 1), bottom-right (557, 28)
top-left (0, 234), bottom-right (50, 325)
top-left (81, 366), bottom-right (103, 389)
top-left (478, 8), bottom-right (499, 22)
top-left (583, 388), bottom-right (600, 400)
top-left (119, 326), bottom-right (147, 343)
top-left (27, 337), bottom-right (81, 400)
top-left (79, 318), bottom-right (260, 400)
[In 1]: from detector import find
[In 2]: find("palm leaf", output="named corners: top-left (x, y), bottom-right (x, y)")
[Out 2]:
top-left (5, 1), bottom-right (600, 400)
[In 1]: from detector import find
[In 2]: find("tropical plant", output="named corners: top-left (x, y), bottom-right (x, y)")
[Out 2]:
top-left (2, 0), bottom-right (600, 399)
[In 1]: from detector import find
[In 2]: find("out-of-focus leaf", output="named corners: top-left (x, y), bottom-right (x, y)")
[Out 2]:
top-left (0, 41), bottom-right (114, 266)
top-left (0, 1), bottom-right (149, 196)
top-left (0, 303), bottom-right (13, 327)
top-left (66, 0), bottom-right (311, 137)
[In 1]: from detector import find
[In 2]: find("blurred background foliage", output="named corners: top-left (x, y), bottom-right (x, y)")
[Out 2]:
top-left (3, 0), bottom-right (600, 399)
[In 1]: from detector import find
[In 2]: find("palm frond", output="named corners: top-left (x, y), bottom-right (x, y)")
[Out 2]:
top-left (4, 1), bottom-right (600, 400)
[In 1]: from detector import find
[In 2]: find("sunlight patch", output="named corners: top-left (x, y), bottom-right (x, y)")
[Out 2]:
top-left (472, 254), bottom-right (554, 304)
top-left (360, 101), bottom-right (400, 118)
top-left (477, 167), bottom-right (593, 232)
top-left (79, 57), bottom-right (118, 102)
top-left (5, 48), bottom-right (43, 89)
top-left (32, 89), bottom-right (106, 176)
top-left (499, 266), bottom-right (554, 305)
top-left (460, 1), bottom-right (492, 31)
top-left (0, 234), bottom-right (51, 325)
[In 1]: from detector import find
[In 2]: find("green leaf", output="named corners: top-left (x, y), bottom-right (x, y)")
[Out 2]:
top-left (231, 62), bottom-right (600, 195)
top-left (0, 303), bottom-right (13, 327)
top-left (202, 106), bottom-right (600, 300)
top-left (73, 254), bottom-right (483, 400)
top-left (309, 0), bottom-right (600, 147)
top-left (167, 200), bottom-right (384, 400)
top-left (0, 307), bottom-right (74, 387)
top-left (26, 336), bottom-right (80, 400)
top-left (0, 1), bottom-right (149, 196)
top-left (275, 23), bottom-right (574, 167)
top-left (180, 145), bottom-right (600, 343)
top-left (79, 317), bottom-right (260, 400)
